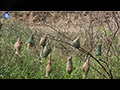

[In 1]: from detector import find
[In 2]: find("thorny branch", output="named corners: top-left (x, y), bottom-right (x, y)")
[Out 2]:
top-left (46, 24), bottom-right (111, 79)
top-left (39, 12), bottom-right (119, 79)
top-left (48, 35), bottom-right (108, 79)
top-left (2, 12), bottom-right (120, 79)
top-left (103, 12), bottom-right (120, 79)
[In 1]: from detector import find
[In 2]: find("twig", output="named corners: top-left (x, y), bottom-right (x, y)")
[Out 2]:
top-left (47, 33), bottom-right (109, 78)
top-left (42, 23), bottom-right (73, 41)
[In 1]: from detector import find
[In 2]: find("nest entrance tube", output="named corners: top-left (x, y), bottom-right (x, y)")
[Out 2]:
top-left (96, 43), bottom-right (102, 56)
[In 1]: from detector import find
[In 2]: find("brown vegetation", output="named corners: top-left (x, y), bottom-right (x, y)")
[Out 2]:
top-left (1, 11), bottom-right (120, 79)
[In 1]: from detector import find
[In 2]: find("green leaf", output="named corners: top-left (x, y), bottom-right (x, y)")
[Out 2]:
top-left (99, 28), bottom-right (103, 31)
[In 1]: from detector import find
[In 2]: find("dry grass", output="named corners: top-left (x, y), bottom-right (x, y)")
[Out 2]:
top-left (0, 11), bottom-right (120, 79)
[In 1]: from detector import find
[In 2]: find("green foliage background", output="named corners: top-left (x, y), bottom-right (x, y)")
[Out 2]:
top-left (0, 13), bottom-right (120, 79)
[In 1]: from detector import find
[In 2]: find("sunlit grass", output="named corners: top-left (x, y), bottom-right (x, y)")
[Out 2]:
top-left (0, 17), bottom-right (120, 79)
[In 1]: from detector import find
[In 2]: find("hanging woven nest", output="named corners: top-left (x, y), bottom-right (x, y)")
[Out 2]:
top-left (27, 35), bottom-right (35, 47)
top-left (96, 43), bottom-right (102, 56)
top-left (42, 43), bottom-right (52, 58)
top-left (40, 34), bottom-right (47, 48)
top-left (45, 53), bottom-right (52, 77)
top-left (71, 37), bottom-right (80, 49)
top-left (66, 56), bottom-right (75, 75)
top-left (14, 37), bottom-right (22, 54)
top-left (81, 56), bottom-right (90, 78)
top-left (27, 43), bottom-right (31, 50)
